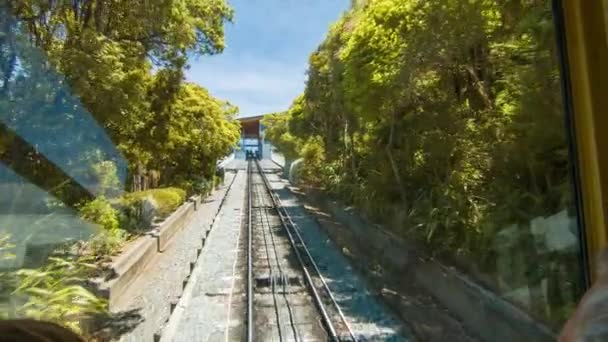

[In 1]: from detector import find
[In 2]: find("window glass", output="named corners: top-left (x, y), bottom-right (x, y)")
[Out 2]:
top-left (264, 0), bottom-right (585, 329)
top-left (0, 0), bottom-right (587, 339)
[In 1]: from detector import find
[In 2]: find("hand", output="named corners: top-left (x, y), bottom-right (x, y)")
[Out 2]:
top-left (560, 249), bottom-right (608, 341)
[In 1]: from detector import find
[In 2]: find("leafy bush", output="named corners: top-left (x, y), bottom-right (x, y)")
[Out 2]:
top-left (197, 178), bottom-right (215, 195)
top-left (120, 187), bottom-right (187, 221)
top-left (92, 160), bottom-right (122, 197)
top-left (0, 234), bottom-right (15, 262)
top-left (0, 234), bottom-right (16, 320)
top-left (79, 197), bottom-right (120, 232)
top-left (87, 229), bottom-right (126, 258)
top-left (79, 197), bottom-right (126, 257)
top-left (116, 187), bottom-right (187, 232)
top-left (175, 174), bottom-right (221, 196)
top-left (213, 175), bottom-right (222, 189)
top-left (299, 137), bottom-right (327, 187)
top-left (13, 256), bottom-right (107, 335)
top-left (262, 109), bottom-right (302, 161)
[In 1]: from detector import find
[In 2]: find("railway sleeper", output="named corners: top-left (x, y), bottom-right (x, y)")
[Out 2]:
top-left (255, 274), bottom-right (302, 288)
top-left (252, 203), bottom-right (274, 208)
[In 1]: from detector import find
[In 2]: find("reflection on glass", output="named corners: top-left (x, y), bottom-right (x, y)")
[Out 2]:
top-left (0, 10), bottom-right (127, 197)
top-left (0, 0), bottom-right (240, 337)
top-left (0, 164), bottom-right (96, 271)
top-left (0, 4), bottom-right (126, 332)
top-left (0, 0), bottom-right (589, 340)
top-left (492, 209), bottom-right (581, 324)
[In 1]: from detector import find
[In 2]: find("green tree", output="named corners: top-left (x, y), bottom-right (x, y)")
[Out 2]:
top-left (265, 0), bottom-right (575, 325)
top-left (8, 0), bottom-right (236, 187)
top-left (155, 83), bottom-right (240, 191)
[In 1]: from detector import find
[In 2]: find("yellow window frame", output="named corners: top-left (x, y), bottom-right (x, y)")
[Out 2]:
top-left (562, 1), bottom-right (608, 282)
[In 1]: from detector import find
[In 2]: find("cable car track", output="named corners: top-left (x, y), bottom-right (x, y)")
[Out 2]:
top-left (246, 158), bottom-right (357, 341)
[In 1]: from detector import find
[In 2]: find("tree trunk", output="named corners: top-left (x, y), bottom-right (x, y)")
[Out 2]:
top-left (464, 64), bottom-right (493, 110)
top-left (283, 159), bottom-right (292, 179)
top-left (386, 111), bottom-right (408, 207)
top-left (349, 122), bottom-right (357, 178)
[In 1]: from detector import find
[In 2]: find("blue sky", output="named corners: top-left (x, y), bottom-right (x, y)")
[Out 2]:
top-left (186, 0), bottom-right (349, 118)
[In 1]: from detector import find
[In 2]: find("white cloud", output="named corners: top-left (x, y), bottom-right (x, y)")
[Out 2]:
top-left (187, 56), bottom-right (306, 116)
top-left (195, 69), bottom-right (304, 95)
top-left (184, 0), bottom-right (350, 117)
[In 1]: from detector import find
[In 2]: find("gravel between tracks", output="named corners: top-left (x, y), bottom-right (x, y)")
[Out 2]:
top-left (266, 172), bottom-right (414, 341)
top-left (298, 193), bottom-right (479, 342)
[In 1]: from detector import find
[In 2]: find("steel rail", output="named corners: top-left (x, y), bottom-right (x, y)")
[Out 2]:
top-left (252, 170), bottom-right (284, 340)
top-left (249, 159), bottom-right (300, 341)
top-left (246, 160), bottom-right (254, 342)
top-left (270, 182), bottom-right (358, 342)
top-left (254, 173), bottom-right (301, 341)
top-left (254, 159), bottom-right (341, 341)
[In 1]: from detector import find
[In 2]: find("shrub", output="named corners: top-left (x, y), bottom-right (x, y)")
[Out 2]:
top-left (79, 197), bottom-right (126, 258)
top-left (79, 197), bottom-right (120, 232)
top-left (119, 187), bottom-right (187, 224)
top-left (87, 229), bottom-right (126, 258)
top-left (0, 235), bottom-right (16, 320)
top-left (92, 160), bottom-right (122, 197)
top-left (196, 178), bottom-right (214, 195)
top-left (176, 176), bottom-right (217, 196)
top-left (12, 256), bottom-right (107, 335)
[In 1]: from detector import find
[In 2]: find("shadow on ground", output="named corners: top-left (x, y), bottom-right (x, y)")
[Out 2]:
top-left (284, 182), bottom-right (479, 341)
top-left (268, 181), bottom-right (412, 341)
top-left (90, 309), bottom-right (144, 341)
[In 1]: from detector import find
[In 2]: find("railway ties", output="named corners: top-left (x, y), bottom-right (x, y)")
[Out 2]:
top-left (246, 159), bottom-right (357, 342)
top-left (164, 159), bottom-right (398, 342)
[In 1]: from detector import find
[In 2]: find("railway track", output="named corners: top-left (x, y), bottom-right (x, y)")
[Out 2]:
top-left (161, 159), bottom-right (406, 341)
top-left (246, 158), bottom-right (357, 342)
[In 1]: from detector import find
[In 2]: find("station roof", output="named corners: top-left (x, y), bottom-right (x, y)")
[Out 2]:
top-left (237, 114), bottom-right (266, 123)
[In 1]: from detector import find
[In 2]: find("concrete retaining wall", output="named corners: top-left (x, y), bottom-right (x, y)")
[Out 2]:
top-left (308, 192), bottom-right (556, 342)
top-left (96, 235), bottom-right (158, 308)
top-left (96, 195), bottom-right (202, 309)
top-left (153, 196), bottom-right (200, 252)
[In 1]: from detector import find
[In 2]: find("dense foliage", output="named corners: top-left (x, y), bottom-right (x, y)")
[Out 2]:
top-left (0, 0), bottom-right (239, 335)
top-left (265, 0), bottom-right (577, 325)
top-left (2, 0), bottom-right (240, 197)
top-left (13, 256), bottom-right (107, 335)
top-left (119, 187), bottom-right (187, 228)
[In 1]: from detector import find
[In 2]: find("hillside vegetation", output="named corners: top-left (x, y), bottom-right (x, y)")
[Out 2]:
top-left (0, 1), bottom-right (239, 335)
top-left (263, 0), bottom-right (578, 325)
